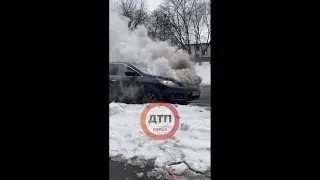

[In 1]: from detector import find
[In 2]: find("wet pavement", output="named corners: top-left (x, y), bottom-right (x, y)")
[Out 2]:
top-left (109, 160), bottom-right (159, 180)
top-left (189, 86), bottom-right (211, 106)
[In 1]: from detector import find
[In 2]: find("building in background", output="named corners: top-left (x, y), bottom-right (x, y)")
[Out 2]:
top-left (189, 42), bottom-right (211, 63)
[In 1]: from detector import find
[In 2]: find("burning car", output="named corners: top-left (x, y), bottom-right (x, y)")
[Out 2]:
top-left (109, 62), bottom-right (201, 104)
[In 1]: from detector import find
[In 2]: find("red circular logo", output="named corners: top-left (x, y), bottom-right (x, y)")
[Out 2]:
top-left (140, 102), bottom-right (180, 140)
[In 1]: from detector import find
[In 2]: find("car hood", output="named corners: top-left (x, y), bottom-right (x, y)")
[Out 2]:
top-left (147, 75), bottom-right (185, 86)
top-left (148, 75), bottom-right (200, 88)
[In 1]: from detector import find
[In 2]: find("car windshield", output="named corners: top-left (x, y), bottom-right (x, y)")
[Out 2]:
top-left (131, 63), bottom-right (149, 74)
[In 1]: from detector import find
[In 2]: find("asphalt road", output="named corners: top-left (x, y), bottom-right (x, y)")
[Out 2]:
top-left (189, 85), bottom-right (211, 106)
top-left (110, 160), bottom-right (158, 180)
top-left (110, 85), bottom-right (211, 179)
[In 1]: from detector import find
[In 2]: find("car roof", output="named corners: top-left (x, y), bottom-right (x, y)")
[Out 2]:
top-left (110, 61), bottom-right (131, 65)
top-left (109, 61), bottom-right (138, 69)
top-left (109, 61), bottom-right (147, 76)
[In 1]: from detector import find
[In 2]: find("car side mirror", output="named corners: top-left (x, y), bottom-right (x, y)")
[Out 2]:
top-left (125, 71), bottom-right (137, 77)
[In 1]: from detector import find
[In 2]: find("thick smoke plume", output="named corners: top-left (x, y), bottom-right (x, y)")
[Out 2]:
top-left (109, 4), bottom-right (202, 86)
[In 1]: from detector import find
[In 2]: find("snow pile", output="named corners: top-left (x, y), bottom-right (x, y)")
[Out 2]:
top-left (195, 63), bottom-right (211, 85)
top-left (136, 172), bottom-right (144, 178)
top-left (166, 163), bottom-right (189, 175)
top-left (109, 103), bottom-right (211, 176)
top-left (109, 3), bottom-right (202, 86)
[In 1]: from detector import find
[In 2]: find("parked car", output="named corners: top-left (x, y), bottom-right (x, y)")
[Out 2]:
top-left (109, 62), bottom-right (201, 104)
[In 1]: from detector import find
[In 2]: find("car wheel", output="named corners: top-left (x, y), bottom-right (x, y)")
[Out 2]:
top-left (142, 92), bottom-right (158, 103)
top-left (141, 87), bottom-right (162, 104)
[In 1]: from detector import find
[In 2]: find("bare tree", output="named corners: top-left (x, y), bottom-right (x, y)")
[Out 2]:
top-left (201, 0), bottom-right (211, 52)
top-left (117, 0), bottom-right (149, 30)
top-left (146, 9), bottom-right (161, 39)
top-left (146, 8), bottom-right (174, 42)
top-left (145, 0), bottom-right (211, 55)
top-left (152, 0), bottom-right (194, 54)
top-left (190, 0), bottom-right (208, 54)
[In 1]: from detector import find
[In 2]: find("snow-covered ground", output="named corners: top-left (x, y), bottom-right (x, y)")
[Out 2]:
top-left (194, 62), bottom-right (211, 86)
top-left (109, 102), bottom-right (211, 178)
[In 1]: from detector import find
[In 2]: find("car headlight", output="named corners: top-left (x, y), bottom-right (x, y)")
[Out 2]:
top-left (159, 79), bottom-right (179, 87)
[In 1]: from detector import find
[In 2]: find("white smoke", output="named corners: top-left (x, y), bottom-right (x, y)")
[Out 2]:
top-left (109, 4), bottom-right (202, 86)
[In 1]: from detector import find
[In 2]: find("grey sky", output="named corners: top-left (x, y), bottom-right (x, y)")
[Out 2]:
top-left (147, 0), bottom-right (163, 11)
top-left (111, 0), bottom-right (162, 11)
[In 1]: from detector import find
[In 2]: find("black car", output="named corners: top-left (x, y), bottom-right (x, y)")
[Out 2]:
top-left (109, 62), bottom-right (201, 104)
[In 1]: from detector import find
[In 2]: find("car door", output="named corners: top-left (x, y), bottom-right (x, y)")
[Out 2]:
top-left (110, 63), bottom-right (144, 103)
top-left (109, 64), bottom-right (120, 102)
top-left (109, 63), bottom-right (135, 102)
top-left (119, 64), bottom-right (145, 103)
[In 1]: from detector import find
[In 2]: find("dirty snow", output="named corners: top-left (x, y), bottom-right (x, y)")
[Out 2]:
top-left (166, 163), bottom-right (189, 175)
top-left (109, 102), bottom-right (211, 176)
top-left (136, 172), bottom-right (144, 178)
top-left (194, 62), bottom-right (211, 85)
